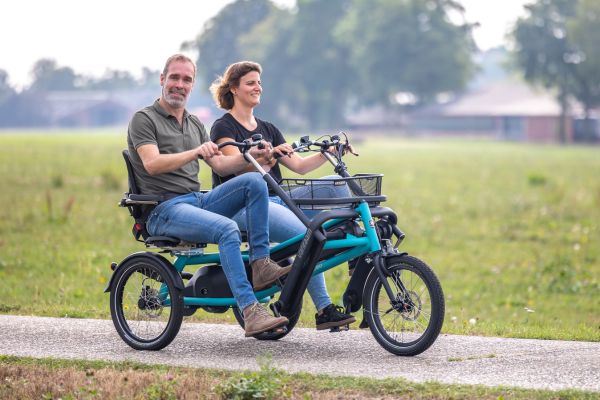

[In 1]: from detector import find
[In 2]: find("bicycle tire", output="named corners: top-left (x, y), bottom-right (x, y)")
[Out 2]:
top-left (363, 254), bottom-right (444, 356)
top-left (109, 256), bottom-right (184, 350)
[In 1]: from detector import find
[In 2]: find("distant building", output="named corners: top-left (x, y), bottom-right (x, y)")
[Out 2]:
top-left (407, 79), bottom-right (584, 143)
top-left (44, 90), bottom-right (155, 127)
top-left (42, 90), bottom-right (215, 128)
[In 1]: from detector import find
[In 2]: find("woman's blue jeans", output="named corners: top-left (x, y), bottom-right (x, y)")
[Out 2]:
top-left (232, 175), bottom-right (352, 312)
top-left (146, 173), bottom-right (269, 310)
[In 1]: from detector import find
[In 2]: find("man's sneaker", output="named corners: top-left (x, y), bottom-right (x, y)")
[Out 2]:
top-left (243, 302), bottom-right (288, 337)
top-left (251, 257), bottom-right (291, 290)
top-left (315, 304), bottom-right (356, 330)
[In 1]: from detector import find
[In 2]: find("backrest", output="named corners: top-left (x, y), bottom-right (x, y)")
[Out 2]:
top-left (122, 149), bottom-right (140, 195)
top-left (121, 149), bottom-right (145, 221)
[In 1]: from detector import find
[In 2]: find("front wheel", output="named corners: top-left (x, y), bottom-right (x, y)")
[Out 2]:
top-left (363, 254), bottom-right (444, 356)
top-left (109, 256), bottom-right (184, 350)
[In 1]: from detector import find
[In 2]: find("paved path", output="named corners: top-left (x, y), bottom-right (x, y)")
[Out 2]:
top-left (0, 315), bottom-right (598, 392)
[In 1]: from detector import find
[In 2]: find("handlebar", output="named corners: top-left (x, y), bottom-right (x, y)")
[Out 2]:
top-left (199, 133), bottom-right (264, 160)
top-left (291, 132), bottom-right (358, 157)
top-left (291, 132), bottom-right (361, 184)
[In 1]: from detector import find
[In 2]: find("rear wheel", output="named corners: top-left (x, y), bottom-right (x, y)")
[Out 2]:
top-left (109, 256), bottom-right (184, 350)
top-left (363, 254), bottom-right (444, 356)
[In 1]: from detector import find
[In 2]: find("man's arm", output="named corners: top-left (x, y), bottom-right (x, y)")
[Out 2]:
top-left (137, 142), bottom-right (267, 177)
top-left (136, 144), bottom-right (202, 175)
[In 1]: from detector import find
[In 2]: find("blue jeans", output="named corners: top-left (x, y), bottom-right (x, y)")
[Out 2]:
top-left (232, 175), bottom-right (352, 312)
top-left (146, 173), bottom-right (269, 310)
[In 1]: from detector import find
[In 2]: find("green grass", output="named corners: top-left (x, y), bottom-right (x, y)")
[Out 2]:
top-left (0, 130), bottom-right (598, 341)
top-left (1, 355), bottom-right (597, 399)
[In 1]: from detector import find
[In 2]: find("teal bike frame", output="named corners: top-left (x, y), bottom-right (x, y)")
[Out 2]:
top-left (161, 200), bottom-right (382, 308)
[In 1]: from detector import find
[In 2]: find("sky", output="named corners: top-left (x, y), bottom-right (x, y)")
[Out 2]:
top-left (0, 0), bottom-right (531, 90)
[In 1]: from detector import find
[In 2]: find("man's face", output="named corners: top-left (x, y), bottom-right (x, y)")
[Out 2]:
top-left (160, 60), bottom-right (194, 109)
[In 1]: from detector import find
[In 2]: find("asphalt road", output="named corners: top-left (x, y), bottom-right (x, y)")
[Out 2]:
top-left (0, 315), bottom-right (598, 392)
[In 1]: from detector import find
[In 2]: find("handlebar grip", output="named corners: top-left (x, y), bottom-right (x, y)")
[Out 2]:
top-left (273, 151), bottom-right (290, 160)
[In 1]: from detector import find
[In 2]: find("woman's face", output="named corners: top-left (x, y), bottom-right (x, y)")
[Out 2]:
top-left (233, 71), bottom-right (262, 108)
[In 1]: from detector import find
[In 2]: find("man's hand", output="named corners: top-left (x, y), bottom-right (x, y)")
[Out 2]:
top-left (248, 140), bottom-right (271, 160)
top-left (196, 142), bottom-right (222, 159)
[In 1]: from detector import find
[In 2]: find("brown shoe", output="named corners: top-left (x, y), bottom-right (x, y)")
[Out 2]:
top-left (251, 257), bottom-right (291, 290)
top-left (243, 302), bottom-right (288, 337)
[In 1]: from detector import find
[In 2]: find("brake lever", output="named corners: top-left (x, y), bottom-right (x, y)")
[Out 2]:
top-left (346, 144), bottom-right (359, 156)
top-left (291, 141), bottom-right (309, 153)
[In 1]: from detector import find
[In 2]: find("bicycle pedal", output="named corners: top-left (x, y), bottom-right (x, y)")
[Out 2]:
top-left (271, 326), bottom-right (287, 334)
top-left (329, 324), bottom-right (349, 333)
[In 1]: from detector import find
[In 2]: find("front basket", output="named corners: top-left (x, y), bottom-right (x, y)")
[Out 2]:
top-left (279, 174), bottom-right (385, 209)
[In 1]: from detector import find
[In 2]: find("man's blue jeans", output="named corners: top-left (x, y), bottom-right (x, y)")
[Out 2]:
top-left (146, 173), bottom-right (269, 310)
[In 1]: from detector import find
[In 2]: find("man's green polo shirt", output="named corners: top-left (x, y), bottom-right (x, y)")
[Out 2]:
top-left (127, 99), bottom-right (210, 195)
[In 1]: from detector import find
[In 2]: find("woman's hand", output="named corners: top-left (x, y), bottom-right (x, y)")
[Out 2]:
top-left (327, 143), bottom-right (359, 156)
top-left (270, 143), bottom-right (294, 160)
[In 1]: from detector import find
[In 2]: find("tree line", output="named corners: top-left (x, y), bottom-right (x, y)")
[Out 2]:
top-left (0, 59), bottom-right (159, 127)
top-left (1, 0), bottom-right (598, 134)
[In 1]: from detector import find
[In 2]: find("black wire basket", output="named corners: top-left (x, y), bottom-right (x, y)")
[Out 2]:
top-left (279, 174), bottom-right (385, 209)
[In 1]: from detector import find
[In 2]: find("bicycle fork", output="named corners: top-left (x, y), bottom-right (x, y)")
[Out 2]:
top-left (356, 202), bottom-right (399, 305)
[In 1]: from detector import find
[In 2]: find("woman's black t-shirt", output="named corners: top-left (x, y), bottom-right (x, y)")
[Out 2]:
top-left (210, 113), bottom-right (286, 191)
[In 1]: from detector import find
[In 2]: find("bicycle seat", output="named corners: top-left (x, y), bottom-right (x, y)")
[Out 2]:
top-left (120, 149), bottom-right (207, 249)
top-left (120, 149), bottom-right (249, 250)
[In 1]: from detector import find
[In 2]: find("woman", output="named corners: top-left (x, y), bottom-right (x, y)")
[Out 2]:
top-left (209, 61), bottom-right (354, 330)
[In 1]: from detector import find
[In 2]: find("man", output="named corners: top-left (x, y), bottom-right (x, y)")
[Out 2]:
top-left (127, 54), bottom-right (290, 337)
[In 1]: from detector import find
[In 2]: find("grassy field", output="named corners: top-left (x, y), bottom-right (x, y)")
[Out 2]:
top-left (2, 355), bottom-right (596, 400)
top-left (0, 130), bottom-right (598, 341)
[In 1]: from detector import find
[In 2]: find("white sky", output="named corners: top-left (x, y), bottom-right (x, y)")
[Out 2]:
top-left (0, 0), bottom-right (531, 90)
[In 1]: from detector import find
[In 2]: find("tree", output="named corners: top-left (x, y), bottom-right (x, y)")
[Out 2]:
top-left (280, 0), bottom-right (353, 129)
top-left (511, 0), bottom-right (580, 143)
top-left (83, 69), bottom-right (139, 90)
top-left (186, 0), bottom-right (274, 90)
top-left (566, 0), bottom-right (600, 140)
top-left (238, 0), bottom-right (353, 130)
top-left (0, 69), bottom-right (15, 104)
top-left (237, 7), bottom-right (296, 124)
top-left (335, 0), bottom-right (477, 107)
top-left (29, 59), bottom-right (79, 91)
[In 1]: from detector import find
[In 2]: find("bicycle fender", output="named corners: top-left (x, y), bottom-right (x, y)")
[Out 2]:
top-left (104, 251), bottom-right (184, 293)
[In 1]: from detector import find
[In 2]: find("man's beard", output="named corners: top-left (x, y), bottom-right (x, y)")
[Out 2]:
top-left (163, 87), bottom-right (187, 108)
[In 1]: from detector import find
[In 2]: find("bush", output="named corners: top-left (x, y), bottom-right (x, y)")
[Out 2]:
top-left (215, 354), bottom-right (289, 400)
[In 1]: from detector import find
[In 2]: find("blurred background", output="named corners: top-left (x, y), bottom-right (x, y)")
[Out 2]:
top-left (1, 0), bottom-right (598, 143)
top-left (1, 0), bottom-right (598, 339)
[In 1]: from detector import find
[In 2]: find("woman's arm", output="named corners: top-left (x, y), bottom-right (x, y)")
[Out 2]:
top-left (276, 147), bottom-right (328, 175)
